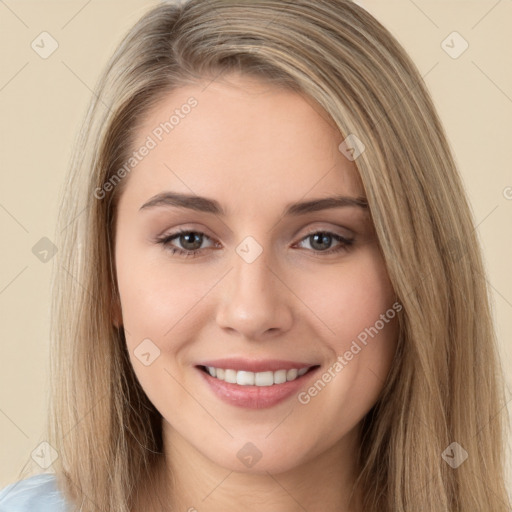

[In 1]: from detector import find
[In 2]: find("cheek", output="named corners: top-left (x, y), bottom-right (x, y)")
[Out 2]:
top-left (294, 250), bottom-right (398, 426)
top-left (297, 247), bottom-right (399, 408)
top-left (115, 228), bottom-right (206, 335)
top-left (298, 248), bottom-right (397, 348)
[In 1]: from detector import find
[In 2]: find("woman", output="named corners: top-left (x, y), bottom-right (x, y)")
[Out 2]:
top-left (0, 0), bottom-right (509, 510)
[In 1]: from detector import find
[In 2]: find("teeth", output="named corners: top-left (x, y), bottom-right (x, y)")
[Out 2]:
top-left (204, 366), bottom-right (311, 386)
top-left (224, 369), bottom-right (237, 384)
top-left (237, 371), bottom-right (255, 386)
top-left (287, 368), bottom-right (298, 380)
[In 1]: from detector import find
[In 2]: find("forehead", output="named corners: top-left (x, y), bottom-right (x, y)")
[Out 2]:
top-left (120, 74), bottom-right (364, 212)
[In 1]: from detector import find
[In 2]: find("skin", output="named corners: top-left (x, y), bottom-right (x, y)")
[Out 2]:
top-left (113, 73), bottom-right (399, 511)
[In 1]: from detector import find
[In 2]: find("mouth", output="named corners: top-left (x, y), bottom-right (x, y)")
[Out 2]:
top-left (195, 362), bottom-right (321, 409)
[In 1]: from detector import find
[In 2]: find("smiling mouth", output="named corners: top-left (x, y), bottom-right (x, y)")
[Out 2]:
top-left (198, 365), bottom-right (320, 387)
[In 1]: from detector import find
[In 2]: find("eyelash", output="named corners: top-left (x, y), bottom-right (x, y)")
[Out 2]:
top-left (155, 228), bottom-right (355, 259)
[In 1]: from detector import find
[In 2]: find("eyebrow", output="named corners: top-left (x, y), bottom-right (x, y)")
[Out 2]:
top-left (139, 191), bottom-right (368, 216)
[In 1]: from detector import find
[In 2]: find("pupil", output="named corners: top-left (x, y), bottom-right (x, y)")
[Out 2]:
top-left (181, 232), bottom-right (202, 250)
top-left (312, 233), bottom-right (331, 251)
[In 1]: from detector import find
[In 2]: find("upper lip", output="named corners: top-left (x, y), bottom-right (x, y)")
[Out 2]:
top-left (196, 358), bottom-right (319, 373)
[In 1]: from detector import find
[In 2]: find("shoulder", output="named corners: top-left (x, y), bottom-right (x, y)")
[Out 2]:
top-left (0, 473), bottom-right (71, 511)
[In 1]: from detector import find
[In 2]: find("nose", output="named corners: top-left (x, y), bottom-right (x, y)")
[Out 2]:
top-left (215, 245), bottom-right (294, 340)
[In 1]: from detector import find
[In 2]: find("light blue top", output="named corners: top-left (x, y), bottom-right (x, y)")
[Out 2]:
top-left (0, 474), bottom-right (70, 511)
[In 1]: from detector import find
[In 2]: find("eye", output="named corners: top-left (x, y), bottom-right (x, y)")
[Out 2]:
top-left (294, 231), bottom-right (354, 254)
top-left (155, 229), bottom-right (355, 258)
top-left (155, 229), bottom-right (217, 258)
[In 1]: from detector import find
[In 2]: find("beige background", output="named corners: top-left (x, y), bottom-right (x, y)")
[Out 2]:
top-left (1, 0), bottom-right (510, 494)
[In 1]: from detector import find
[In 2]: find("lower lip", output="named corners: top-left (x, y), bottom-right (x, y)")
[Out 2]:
top-left (196, 366), bottom-right (320, 409)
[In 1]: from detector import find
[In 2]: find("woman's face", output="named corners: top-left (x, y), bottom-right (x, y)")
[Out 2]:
top-left (114, 74), bottom-right (399, 475)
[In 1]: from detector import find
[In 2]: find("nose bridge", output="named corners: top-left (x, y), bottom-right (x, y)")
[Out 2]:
top-left (234, 240), bottom-right (273, 296)
top-left (230, 237), bottom-right (279, 308)
top-left (215, 236), bottom-right (293, 338)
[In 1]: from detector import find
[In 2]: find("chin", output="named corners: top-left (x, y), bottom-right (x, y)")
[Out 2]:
top-left (198, 437), bottom-right (312, 475)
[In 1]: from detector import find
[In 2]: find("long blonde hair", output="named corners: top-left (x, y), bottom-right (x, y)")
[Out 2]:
top-left (46, 1), bottom-right (510, 510)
